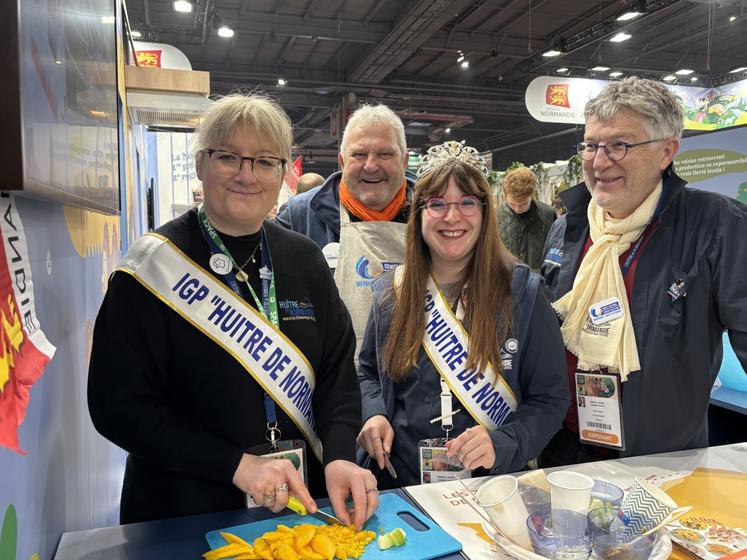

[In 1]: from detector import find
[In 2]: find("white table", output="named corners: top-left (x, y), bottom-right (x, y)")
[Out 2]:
top-left (404, 443), bottom-right (747, 560)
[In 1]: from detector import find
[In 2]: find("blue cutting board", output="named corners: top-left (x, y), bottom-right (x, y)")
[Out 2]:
top-left (205, 493), bottom-right (462, 559)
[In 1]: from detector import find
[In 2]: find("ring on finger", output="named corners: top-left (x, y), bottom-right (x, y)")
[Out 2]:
top-left (276, 483), bottom-right (289, 493)
top-left (263, 495), bottom-right (276, 506)
top-left (365, 487), bottom-right (379, 494)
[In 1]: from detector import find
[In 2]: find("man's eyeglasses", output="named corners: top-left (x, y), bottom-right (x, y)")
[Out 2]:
top-left (420, 196), bottom-right (485, 218)
top-left (575, 139), bottom-right (665, 161)
top-left (202, 149), bottom-right (286, 181)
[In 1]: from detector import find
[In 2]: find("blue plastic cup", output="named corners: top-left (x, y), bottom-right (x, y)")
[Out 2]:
top-left (527, 507), bottom-right (592, 560)
top-left (591, 480), bottom-right (624, 507)
top-left (588, 506), bottom-right (656, 560)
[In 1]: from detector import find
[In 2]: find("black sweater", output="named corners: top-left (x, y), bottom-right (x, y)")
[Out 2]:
top-left (88, 210), bottom-right (361, 523)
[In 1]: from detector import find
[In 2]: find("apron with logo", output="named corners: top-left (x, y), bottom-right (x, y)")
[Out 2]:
top-left (332, 204), bottom-right (407, 357)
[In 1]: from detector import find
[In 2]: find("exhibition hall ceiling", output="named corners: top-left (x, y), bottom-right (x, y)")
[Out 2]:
top-left (125, 0), bottom-right (747, 168)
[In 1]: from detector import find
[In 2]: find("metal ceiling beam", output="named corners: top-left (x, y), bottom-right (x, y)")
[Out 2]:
top-left (348, 0), bottom-right (475, 83)
top-left (508, 0), bottom-right (684, 78)
top-left (213, 9), bottom-right (389, 44)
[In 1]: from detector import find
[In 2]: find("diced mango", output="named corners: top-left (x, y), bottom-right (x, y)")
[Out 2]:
top-left (310, 534), bottom-right (336, 560)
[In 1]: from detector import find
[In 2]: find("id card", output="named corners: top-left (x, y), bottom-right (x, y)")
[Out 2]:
top-left (245, 439), bottom-right (307, 508)
top-left (576, 372), bottom-right (625, 450)
top-left (418, 437), bottom-right (471, 484)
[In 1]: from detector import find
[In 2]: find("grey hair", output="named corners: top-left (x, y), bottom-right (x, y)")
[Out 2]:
top-left (340, 104), bottom-right (407, 157)
top-left (194, 92), bottom-right (293, 163)
top-left (584, 76), bottom-right (684, 139)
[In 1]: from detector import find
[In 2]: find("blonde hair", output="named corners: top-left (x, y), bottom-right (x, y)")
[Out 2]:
top-left (195, 92), bottom-right (293, 162)
top-left (382, 160), bottom-right (515, 380)
top-left (503, 167), bottom-right (537, 198)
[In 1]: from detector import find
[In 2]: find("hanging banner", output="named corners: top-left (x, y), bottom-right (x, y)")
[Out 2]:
top-left (0, 194), bottom-right (56, 454)
top-left (526, 76), bottom-right (747, 131)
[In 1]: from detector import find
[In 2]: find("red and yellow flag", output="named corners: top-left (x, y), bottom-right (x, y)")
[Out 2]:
top-left (0, 194), bottom-right (56, 454)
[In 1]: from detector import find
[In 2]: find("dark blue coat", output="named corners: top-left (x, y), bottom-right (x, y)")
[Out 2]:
top-left (541, 168), bottom-right (747, 457)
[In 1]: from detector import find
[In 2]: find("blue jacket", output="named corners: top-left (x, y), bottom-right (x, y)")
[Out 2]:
top-left (358, 264), bottom-right (569, 488)
top-left (541, 168), bottom-right (747, 457)
top-left (275, 171), bottom-right (415, 249)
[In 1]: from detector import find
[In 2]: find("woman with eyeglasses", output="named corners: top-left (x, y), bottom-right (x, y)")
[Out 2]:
top-left (88, 93), bottom-right (378, 526)
top-left (357, 141), bottom-right (569, 488)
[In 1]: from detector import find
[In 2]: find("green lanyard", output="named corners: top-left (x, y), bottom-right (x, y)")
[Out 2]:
top-left (197, 205), bottom-right (279, 328)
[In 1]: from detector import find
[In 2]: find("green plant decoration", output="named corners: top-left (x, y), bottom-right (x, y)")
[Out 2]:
top-left (1, 505), bottom-right (17, 560)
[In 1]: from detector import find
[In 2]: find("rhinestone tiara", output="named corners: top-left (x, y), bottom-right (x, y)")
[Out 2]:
top-left (416, 140), bottom-right (490, 179)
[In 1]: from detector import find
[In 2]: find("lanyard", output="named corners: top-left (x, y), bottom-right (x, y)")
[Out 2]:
top-left (197, 206), bottom-right (282, 443)
top-left (620, 186), bottom-right (667, 278)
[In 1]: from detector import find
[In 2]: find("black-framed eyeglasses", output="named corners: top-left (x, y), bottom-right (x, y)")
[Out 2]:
top-left (420, 195), bottom-right (485, 218)
top-left (575, 139), bottom-right (665, 161)
top-left (202, 149), bottom-right (286, 180)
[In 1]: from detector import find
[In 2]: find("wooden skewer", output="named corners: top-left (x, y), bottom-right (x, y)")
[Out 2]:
top-left (429, 409), bottom-right (462, 424)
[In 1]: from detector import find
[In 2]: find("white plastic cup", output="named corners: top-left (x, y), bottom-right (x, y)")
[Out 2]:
top-left (476, 475), bottom-right (531, 549)
top-left (548, 471), bottom-right (595, 514)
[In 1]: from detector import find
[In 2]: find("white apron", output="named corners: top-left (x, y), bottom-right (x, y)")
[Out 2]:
top-left (332, 204), bottom-right (407, 359)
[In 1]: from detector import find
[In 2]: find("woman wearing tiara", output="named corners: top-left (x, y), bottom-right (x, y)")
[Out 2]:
top-left (357, 141), bottom-right (569, 488)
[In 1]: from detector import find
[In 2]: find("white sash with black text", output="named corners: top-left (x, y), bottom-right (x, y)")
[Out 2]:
top-left (117, 233), bottom-right (322, 461)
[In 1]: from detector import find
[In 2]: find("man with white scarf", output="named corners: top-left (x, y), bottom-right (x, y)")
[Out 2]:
top-left (539, 76), bottom-right (747, 466)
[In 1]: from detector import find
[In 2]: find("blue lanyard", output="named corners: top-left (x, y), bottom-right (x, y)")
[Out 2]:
top-left (197, 213), bottom-right (281, 439)
top-left (620, 187), bottom-right (667, 278)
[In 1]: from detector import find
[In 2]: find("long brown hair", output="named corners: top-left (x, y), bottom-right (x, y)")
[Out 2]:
top-left (382, 160), bottom-right (515, 381)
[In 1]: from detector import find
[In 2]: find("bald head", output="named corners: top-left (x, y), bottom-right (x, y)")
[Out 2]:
top-left (296, 173), bottom-right (325, 194)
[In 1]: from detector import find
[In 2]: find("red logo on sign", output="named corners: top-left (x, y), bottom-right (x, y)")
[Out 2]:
top-left (546, 84), bottom-right (571, 108)
top-left (136, 50), bottom-right (162, 68)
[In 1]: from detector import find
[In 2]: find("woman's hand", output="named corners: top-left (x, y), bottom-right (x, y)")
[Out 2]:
top-left (325, 460), bottom-right (379, 530)
top-left (445, 426), bottom-right (496, 470)
top-left (357, 415), bottom-right (394, 470)
top-left (232, 453), bottom-right (316, 514)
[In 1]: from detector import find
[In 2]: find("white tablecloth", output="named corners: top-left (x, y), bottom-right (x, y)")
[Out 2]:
top-left (404, 443), bottom-right (747, 560)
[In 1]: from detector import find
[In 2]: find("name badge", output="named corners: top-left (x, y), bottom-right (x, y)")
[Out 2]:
top-left (588, 297), bottom-right (624, 326)
top-left (418, 437), bottom-right (471, 484)
top-left (576, 372), bottom-right (625, 450)
top-left (322, 242), bottom-right (339, 269)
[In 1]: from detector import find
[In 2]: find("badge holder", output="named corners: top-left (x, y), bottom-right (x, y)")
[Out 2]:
top-left (576, 371), bottom-right (625, 451)
top-left (245, 399), bottom-right (308, 508)
top-left (418, 380), bottom-right (471, 484)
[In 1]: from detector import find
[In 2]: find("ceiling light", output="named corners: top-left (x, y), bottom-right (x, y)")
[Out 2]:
top-left (691, 77), bottom-right (698, 82)
top-left (217, 26), bottom-right (234, 38)
top-left (610, 32), bottom-right (632, 42)
top-left (729, 67), bottom-right (747, 73)
top-left (591, 66), bottom-right (610, 72)
top-left (617, 11), bottom-right (642, 21)
top-left (100, 16), bottom-right (115, 24)
top-left (55, 60), bottom-right (62, 65)
top-left (663, 75), bottom-right (677, 82)
top-left (131, 30), bottom-right (142, 39)
top-left (675, 69), bottom-right (694, 76)
top-left (729, 16), bottom-right (737, 22)
top-left (461, 61), bottom-right (469, 69)
top-left (173, 0), bottom-right (192, 13)
top-left (457, 55), bottom-right (465, 62)
top-left (277, 78), bottom-right (286, 87)
top-left (444, 127), bottom-right (451, 134)
top-left (609, 71), bottom-right (623, 77)
top-left (556, 67), bottom-right (569, 73)
top-left (543, 49), bottom-right (563, 57)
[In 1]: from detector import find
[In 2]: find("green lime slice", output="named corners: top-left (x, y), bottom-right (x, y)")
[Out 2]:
top-left (378, 534), bottom-right (394, 550)
top-left (390, 527), bottom-right (407, 546)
